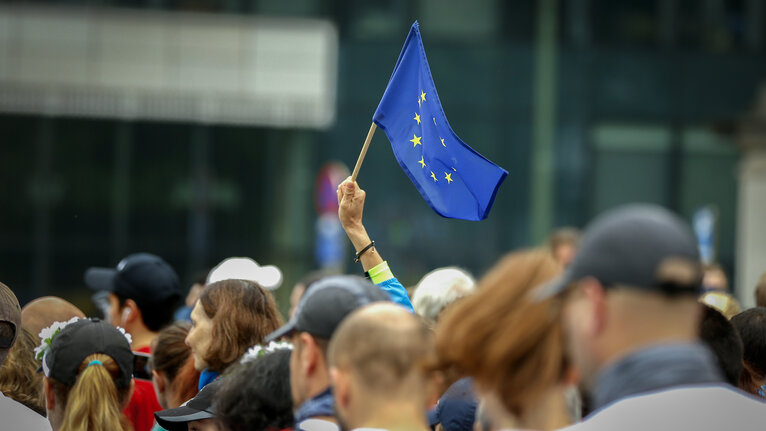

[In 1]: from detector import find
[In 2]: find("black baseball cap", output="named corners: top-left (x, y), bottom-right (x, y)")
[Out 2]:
top-left (155, 378), bottom-right (222, 431)
top-left (85, 253), bottom-right (181, 310)
top-left (265, 275), bottom-right (390, 342)
top-left (537, 204), bottom-right (702, 299)
top-left (42, 318), bottom-right (134, 388)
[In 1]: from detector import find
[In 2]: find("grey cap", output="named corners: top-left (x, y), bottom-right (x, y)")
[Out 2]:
top-left (265, 275), bottom-right (390, 342)
top-left (537, 204), bottom-right (702, 299)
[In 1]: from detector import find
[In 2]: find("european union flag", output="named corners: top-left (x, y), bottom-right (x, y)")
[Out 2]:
top-left (373, 22), bottom-right (508, 221)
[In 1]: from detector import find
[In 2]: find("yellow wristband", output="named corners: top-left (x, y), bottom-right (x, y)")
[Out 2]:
top-left (369, 261), bottom-right (394, 284)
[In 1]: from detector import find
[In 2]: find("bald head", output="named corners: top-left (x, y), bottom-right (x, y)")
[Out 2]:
top-left (21, 297), bottom-right (85, 340)
top-left (329, 303), bottom-right (432, 393)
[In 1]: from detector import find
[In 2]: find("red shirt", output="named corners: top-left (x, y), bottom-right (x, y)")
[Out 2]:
top-left (124, 346), bottom-right (162, 431)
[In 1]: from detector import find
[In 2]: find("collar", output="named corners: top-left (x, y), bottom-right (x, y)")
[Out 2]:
top-left (591, 342), bottom-right (724, 412)
top-left (198, 368), bottom-right (220, 391)
top-left (295, 387), bottom-right (335, 424)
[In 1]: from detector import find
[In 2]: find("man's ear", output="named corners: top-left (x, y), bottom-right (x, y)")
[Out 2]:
top-left (580, 277), bottom-right (608, 337)
top-left (43, 377), bottom-right (55, 410)
top-left (123, 299), bottom-right (141, 325)
top-left (299, 332), bottom-right (319, 375)
top-left (329, 366), bottom-right (349, 409)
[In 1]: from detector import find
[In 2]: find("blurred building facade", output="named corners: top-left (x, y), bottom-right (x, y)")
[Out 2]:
top-left (0, 0), bottom-right (764, 313)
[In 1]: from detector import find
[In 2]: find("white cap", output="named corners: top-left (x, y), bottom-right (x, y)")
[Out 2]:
top-left (206, 257), bottom-right (283, 291)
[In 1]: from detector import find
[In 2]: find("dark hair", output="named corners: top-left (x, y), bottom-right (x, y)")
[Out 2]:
top-left (199, 280), bottom-right (283, 372)
top-left (215, 349), bottom-right (294, 431)
top-left (116, 293), bottom-right (180, 332)
top-left (699, 305), bottom-right (743, 386)
top-left (732, 307), bottom-right (766, 395)
top-left (150, 322), bottom-right (200, 406)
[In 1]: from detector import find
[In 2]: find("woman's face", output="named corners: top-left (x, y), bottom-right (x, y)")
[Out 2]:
top-left (187, 418), bottom-right (220, 431)
top-left (186, 302), bottom-right (214, 371)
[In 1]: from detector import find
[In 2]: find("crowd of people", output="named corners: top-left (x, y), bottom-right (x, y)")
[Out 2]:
top-left (1, 177), bottom-right (766, 430)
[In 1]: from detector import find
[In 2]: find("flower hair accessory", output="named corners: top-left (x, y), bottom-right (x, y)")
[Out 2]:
top-left (34, 317), bottom-right (132, 361)
top-left (241, 340), bottom-right (293, 364)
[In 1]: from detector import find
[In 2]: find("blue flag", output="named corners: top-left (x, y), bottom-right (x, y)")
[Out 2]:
top-left (373, 22), bottom-right (508, 221)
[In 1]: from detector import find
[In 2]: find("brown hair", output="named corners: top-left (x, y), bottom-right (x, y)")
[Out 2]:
top-left (199, 279), bottom-right (284, 372)
top-left (0, 328), bottom-right (45, 415)
top-left (150, 322), bottom-right (200, 406)
top-left (50, 353), bottom-right (132, 431)
top-left (434, 249), bottom-right (564, 419)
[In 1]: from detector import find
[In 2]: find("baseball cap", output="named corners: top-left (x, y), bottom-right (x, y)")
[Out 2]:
top-left (428, 378), bottom-right (477, 431)
top-left (154, 378), bottom-right (221, 431)
top-left (84, 253), bottom-right (181, 310)
top-left (42, 318), bottom-right (134, 388)
top-left (0, 282), bottom-right (21, 349)
top-left (207, 257), bottom-right (283, 291)
top-left (537, 204), bottom-right (702, 299)
top-left (265, 275), bottom-right (390, 342)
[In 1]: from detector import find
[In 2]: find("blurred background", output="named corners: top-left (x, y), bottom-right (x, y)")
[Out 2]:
top-left (1, 0), bottom-right (765, 316)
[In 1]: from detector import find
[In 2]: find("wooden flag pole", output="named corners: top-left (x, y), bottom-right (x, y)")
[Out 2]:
top-left (351, 122), bottom-right (377, 182)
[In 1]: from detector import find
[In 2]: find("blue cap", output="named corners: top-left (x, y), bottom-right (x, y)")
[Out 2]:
top-left (428, 378), bottom-right (477, 431)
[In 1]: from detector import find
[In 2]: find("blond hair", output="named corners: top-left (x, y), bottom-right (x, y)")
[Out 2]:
top-left (0, 328), bottom-right (44, 415)
top-left (50, 353), bottom-right (132, 431)
top-left (434, 249), bottom-right (564, 419)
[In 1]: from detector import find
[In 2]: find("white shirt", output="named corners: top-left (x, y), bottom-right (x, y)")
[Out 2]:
top-left (0, 391), bottom-right (52, 430)
top-left (297, 418), bottom-right (340, 431)
top-left (559, 385), bottom-right (766, 431)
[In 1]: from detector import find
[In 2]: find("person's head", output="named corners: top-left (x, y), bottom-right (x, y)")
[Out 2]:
top-left (548, 228), bottom-right (581, 268)
top-left (289, 271), bottom-right (326, 318)
top-left (0, 328), bottom-right (45, 415)
top-left (540, 205), bottom-right (704, 391)
top-left (699, 305), bottom-right (743, 386)
top-left (329, 303), bottom-right (433, 430)
top-left (702, 263), bottom-right (728, 292)
top-left (85, 253), bottom-right (182, 337)
top-left (699, 291), bottom-right (741, 319)
top-left (731, 307), bottom-right (766, 395)
top-left (42, 318), bottom-right (135, 431)
top-left (427, 378), bottom-right (477, 431)
top-left (0, 282), bottom-right (21, 367)
top-left (215, 349), bottom-right (293, 431)
top-left (754, 272), bottom-right (766, 308)
top-left (186, 279), bottom-right (282, 372)
top-left (155, 379), bottom-right (222, 431)
top-left (21, 296), bottom-right (85, 344)
top-left (150, 322), bottom-right (201, 409)
top-left (412, 267), bottom-right (476, 324)
top-left (265, 275), bottom-right (390, 409)
top-left (434, 249), bottom-right (566, 424)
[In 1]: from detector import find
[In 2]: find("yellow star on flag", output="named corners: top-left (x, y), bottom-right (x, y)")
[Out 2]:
top-left (410, 134), bottom-right (422, 147)
top-left (433, 117), bottom-right (436, 125)
top-left (417, 98), bottom-right (421, 108)
top-left (452, 167), bottom-right (457, 172)
top-left (413, 113), bottom-right (421, 124)
top-left (444, 172), bottom-right (453, 184)
top-left (418, 156), bottom-right (426, 168)
top-left (420, 91), bottom-right (426, 102)
top-left (430, 171), bottom-right (438, 182)
top-left (440, 137), bottom-right (445, 147)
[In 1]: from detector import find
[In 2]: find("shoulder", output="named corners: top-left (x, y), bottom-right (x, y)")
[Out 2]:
top-left (561, 385), bottom-right (766, 431)
top-left (0, 393), bottom-right (52, 430)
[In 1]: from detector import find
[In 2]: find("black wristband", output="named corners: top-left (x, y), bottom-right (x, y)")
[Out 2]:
top-left (354, 241), bottom-right (376, 263)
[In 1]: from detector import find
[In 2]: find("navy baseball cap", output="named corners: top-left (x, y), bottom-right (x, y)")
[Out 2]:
top-left (536, 204), bottom-right (702, 300)
top-left (428, 378), bottom-right (477, 431)
top-left (265, 275), bottom-right (390, 342)
top-left (85, 253), bottom-right (181, 310)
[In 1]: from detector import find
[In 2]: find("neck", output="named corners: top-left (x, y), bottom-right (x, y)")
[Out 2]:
top-left (488, 387), bottom-right (572, 431)
top-left (305, 372), bottom-right (331, 402)
top-left (128, 326), bottom-right (157, 351)
top-left (352, 399), bottom-right (429, 431)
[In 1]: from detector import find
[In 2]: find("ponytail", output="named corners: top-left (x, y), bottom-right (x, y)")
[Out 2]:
top-left (52, 353), bottom-right (132, 431)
